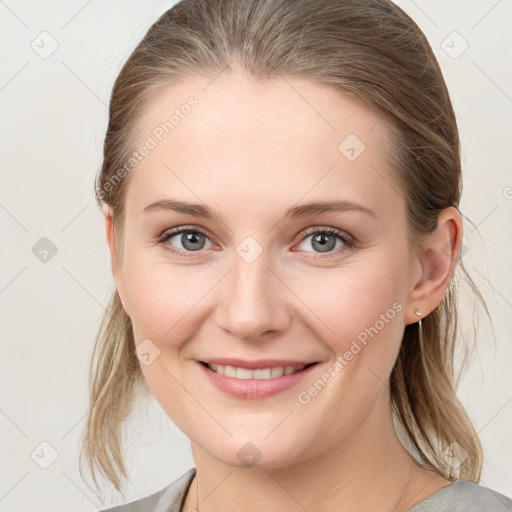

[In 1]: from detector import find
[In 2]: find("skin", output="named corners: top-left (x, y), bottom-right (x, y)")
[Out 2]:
top-left (103, 70), bottom-right (461, 511)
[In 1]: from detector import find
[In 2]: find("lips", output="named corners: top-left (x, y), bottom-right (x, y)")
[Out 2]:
top-left (198, 357), bottom-right (318, 370)
top-left (200, 361), bottom-right (315, 379)
top-left (196, 359), bottom-right (321, 399)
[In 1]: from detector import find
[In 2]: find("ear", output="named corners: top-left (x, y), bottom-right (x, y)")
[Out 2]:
top-left (101, 203), bottom-right (131, 318)
top-left (404, 206), bottom-right (462, 325)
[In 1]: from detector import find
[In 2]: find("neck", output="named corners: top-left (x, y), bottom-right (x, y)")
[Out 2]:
top-left (182, 395), bottom-right (450, 512)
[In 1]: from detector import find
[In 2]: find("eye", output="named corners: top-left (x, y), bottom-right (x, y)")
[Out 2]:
top-left (157, 227), bottom-right (214, 255)
top-left (156, 225), bottom-right (355, 259)
top-left (294, 227), bottom-right (354, 258)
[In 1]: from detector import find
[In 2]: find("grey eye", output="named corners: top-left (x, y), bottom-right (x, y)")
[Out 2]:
top-left (297, 232), bottom-right (343, 253)
top-left (168, 231), bottom-right (211, 251)
top-left (311, 233), bottom-right (337, 252)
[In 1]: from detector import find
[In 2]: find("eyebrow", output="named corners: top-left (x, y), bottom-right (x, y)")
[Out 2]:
top-left (142, 198), bottom-right (376, 219)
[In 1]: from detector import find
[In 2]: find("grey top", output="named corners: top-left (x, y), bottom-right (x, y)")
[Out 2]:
top-left (101, 467), bottom-right (512, 512)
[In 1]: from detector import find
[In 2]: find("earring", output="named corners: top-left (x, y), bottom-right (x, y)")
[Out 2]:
top-left (414, 308), bottom-right (423, 343)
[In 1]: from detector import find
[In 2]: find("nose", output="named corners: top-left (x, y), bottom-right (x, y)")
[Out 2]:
top-left (214, 252), bottom-right (291, 341)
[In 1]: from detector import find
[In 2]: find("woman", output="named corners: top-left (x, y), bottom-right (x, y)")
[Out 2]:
top-left (81, 0), bottom-right (512, 510)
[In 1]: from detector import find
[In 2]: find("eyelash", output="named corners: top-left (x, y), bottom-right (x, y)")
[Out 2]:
top-left (155, 226), bottom-right (355, 260)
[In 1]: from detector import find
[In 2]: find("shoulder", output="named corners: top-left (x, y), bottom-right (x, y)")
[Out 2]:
top-left (100, 467), bottom-right (196, 512)
top-left (410, 480), bottom-right (512, 512)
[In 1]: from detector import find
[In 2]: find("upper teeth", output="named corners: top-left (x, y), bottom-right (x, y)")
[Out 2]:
top-left (208, 363), bottom-right (307, 379)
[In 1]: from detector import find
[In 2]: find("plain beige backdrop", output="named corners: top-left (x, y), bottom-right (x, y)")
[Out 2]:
top-left (1, 0), bottom-right (511, 510)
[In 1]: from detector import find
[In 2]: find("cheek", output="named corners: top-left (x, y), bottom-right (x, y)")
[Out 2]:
top-left (122, 255), bottom-right (218, 342)
top-left (292, 258), bottom-right (406, 344)
top-left (288, 258), bottom-right (409, 403)
top-left (287, 262), bottom-right (407, 433)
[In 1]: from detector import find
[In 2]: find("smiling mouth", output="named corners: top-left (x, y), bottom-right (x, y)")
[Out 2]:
top-left (199, 361), bottom-right (318, 379)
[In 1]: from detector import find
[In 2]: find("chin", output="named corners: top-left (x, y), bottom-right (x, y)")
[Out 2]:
top-left (193, 432), bottom-right (311, 470)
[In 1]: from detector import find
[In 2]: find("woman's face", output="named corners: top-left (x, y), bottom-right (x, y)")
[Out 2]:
top-left (109, 71), bottom-right (426, 468)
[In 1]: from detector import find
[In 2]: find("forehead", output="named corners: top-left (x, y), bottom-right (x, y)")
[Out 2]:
top-left (125, 71), bottom-right (403, 221)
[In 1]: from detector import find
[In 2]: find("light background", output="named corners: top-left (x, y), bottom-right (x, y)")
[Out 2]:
top-left (0, 0), bottom-right (511, 510)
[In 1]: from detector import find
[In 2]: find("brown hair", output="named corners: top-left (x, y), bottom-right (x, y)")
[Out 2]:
top-left (80, 0), bottom-right (488, 495)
